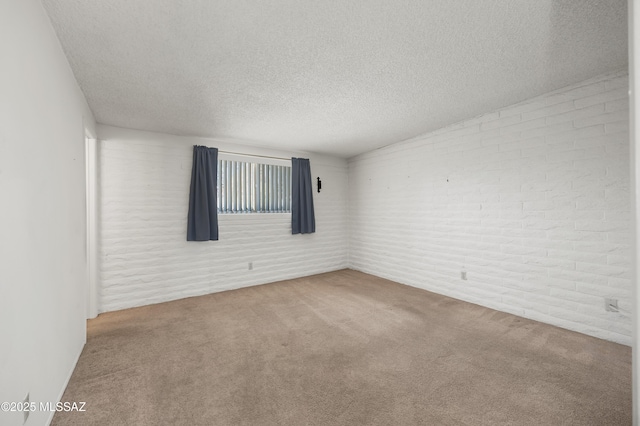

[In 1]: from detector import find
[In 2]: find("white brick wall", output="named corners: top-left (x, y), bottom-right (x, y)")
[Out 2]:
top-left (98, 125), bottom-right (348, 312)
top-left (97, 70), bottom-right (631, 345)
top-left (348, 70), bottom-right (631, 345)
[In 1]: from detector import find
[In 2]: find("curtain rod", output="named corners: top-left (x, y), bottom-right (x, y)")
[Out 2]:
top-left (218, 150), bottom-right (291, 161)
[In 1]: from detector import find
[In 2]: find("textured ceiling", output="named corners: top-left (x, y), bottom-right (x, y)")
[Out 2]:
top-left (42, 0), bottom-right (627, 158)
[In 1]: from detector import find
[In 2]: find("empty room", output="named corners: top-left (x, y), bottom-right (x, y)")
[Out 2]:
top-left (1, 0), bottom-right (638, 425)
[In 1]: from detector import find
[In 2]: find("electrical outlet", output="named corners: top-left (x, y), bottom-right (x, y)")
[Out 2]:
top-left (605, 298), bottom-right (618, 312)
top-left (248, 262), bottom-right (253, 271)
top-left (461, 271), bottom-right (467, 280)
top-left (23, 393), bottom-right (29, 424)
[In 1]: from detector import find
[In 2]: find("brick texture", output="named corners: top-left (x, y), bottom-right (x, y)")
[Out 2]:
top-left (98, 126), bottom-right (349, 312)
top-left (348, 70), bottom-right (631, 344)
top-left (98, 70), bottom-right (630, 345)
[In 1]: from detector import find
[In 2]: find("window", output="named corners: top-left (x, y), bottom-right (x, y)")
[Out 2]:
top-left (217, 158), bottom-right (291, 213)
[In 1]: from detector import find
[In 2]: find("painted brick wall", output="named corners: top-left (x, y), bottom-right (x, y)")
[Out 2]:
top-left (98, 125), bottom-right (348, 312)
top-left (348, 70), bottom-right (631, 344)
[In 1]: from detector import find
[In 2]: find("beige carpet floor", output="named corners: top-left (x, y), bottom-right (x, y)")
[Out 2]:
top-left (52, 269), bottom-right (631, 425)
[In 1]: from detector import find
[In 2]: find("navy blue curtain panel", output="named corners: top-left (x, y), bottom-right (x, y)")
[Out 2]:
top-left (291, 158), bottom-right (316, 234)
top-left (187, 146), bottom-right (219, 241)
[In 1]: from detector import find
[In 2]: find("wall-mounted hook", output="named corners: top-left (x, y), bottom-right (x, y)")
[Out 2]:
top-left (317, 177), bottom-right (322, 193)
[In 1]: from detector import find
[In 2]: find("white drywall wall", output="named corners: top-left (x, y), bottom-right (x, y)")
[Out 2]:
top-left (0, 0), bottom-right (95, 425)
top-left (628, 1), bottom-right (638, 422)
top-left (349, 70), bottom-right (631, 345)
top-left (97, 125), bottom-right (348, 312)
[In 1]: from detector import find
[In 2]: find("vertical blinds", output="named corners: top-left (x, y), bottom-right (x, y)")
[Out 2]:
top-left (217, 160), bottom-right (292, 213)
